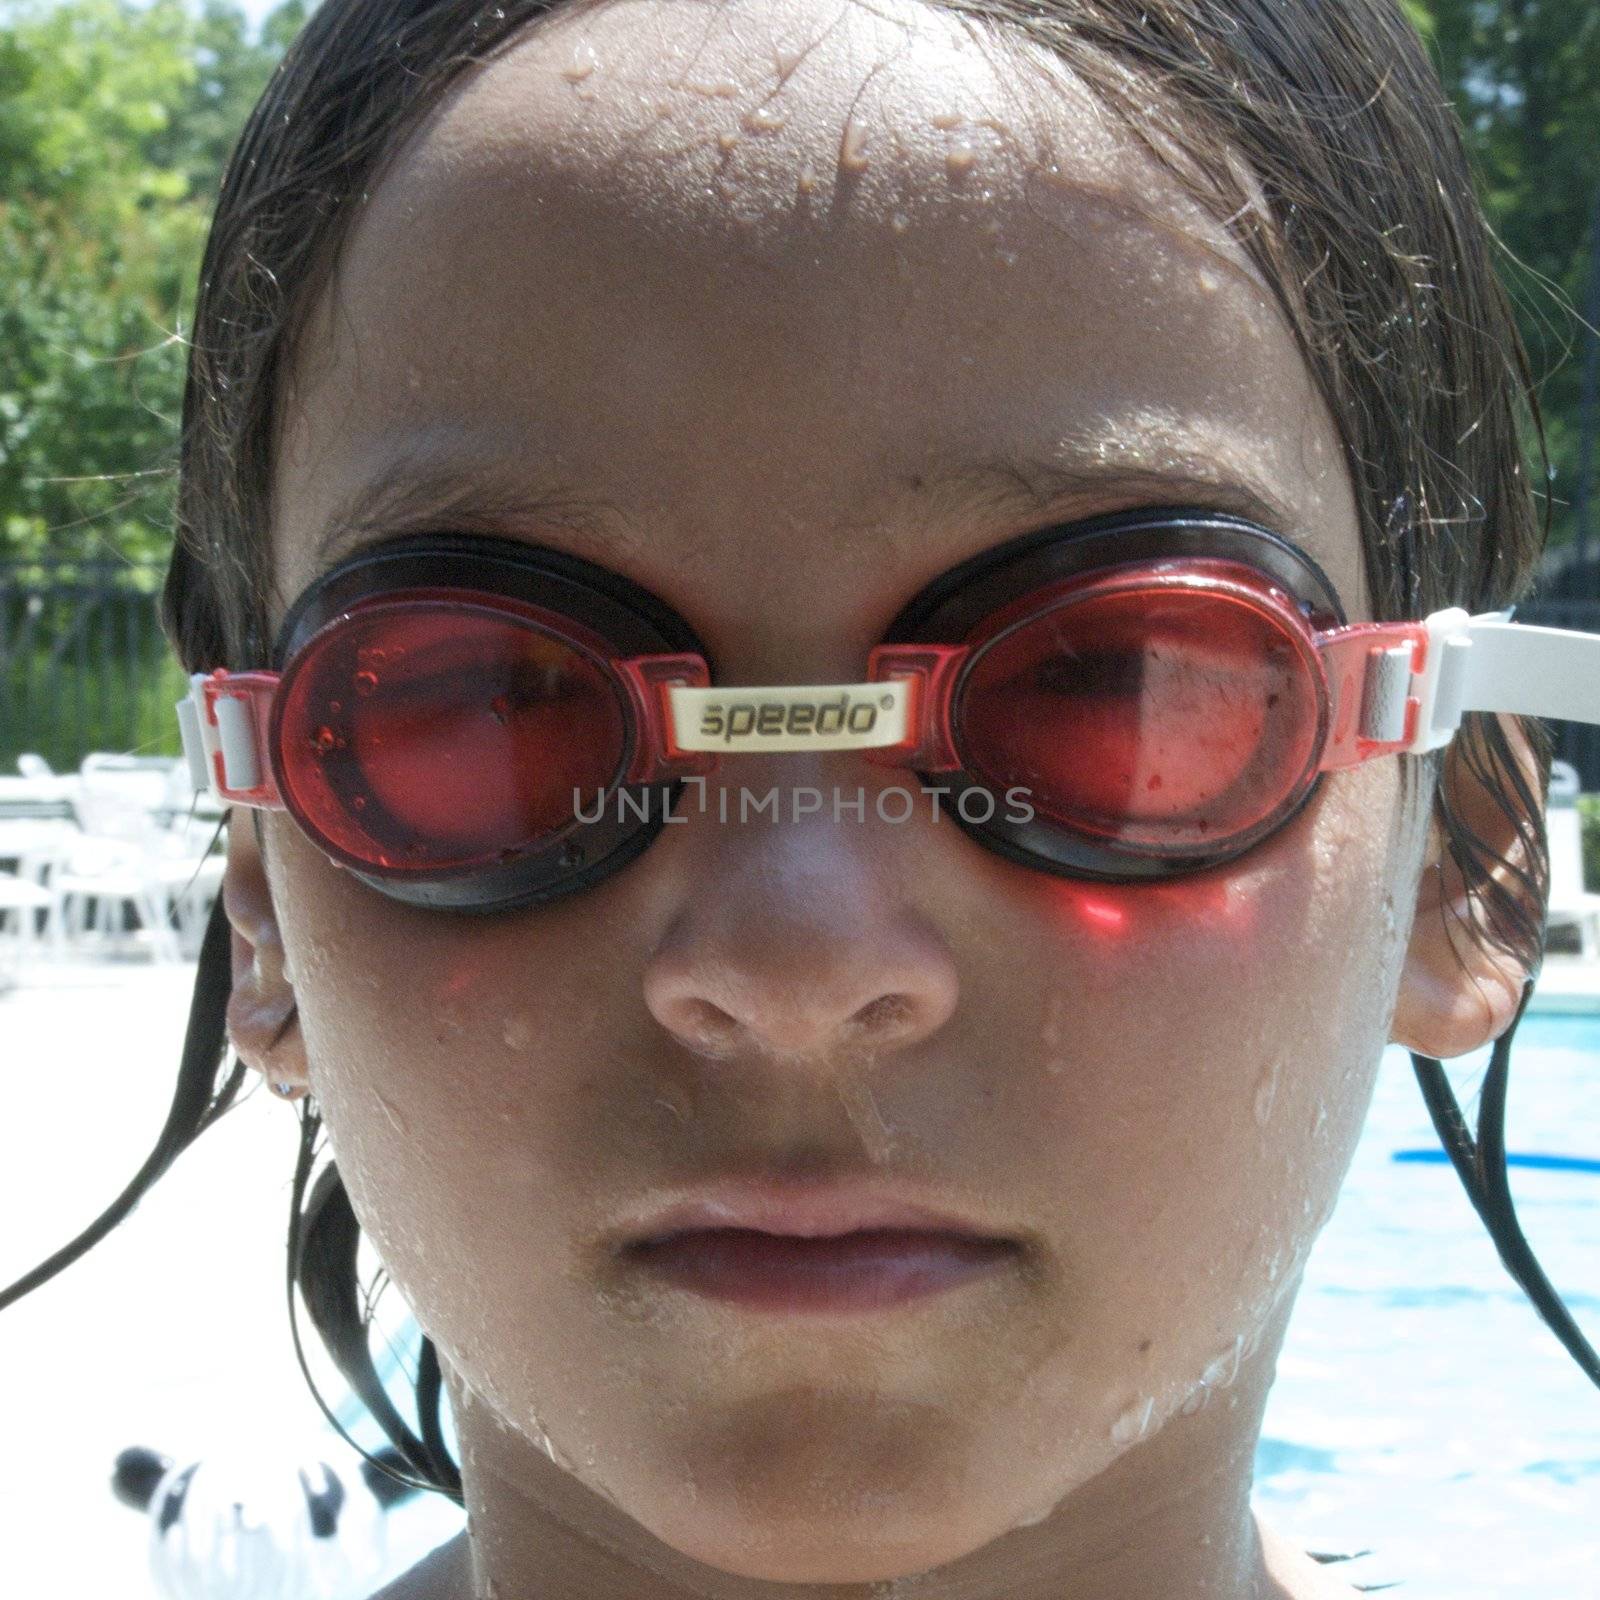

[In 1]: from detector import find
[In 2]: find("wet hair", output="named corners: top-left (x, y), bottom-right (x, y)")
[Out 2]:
top-left (4, 0), bottom-right (1594, 1513)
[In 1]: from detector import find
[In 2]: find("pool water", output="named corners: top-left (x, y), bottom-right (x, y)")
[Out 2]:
top-left (348, 1018), bottom-right (1600, 1598)
top-left (1253, 1016), bottom-right (1599, 1598)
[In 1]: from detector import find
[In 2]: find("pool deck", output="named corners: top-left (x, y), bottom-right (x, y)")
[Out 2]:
top-left (1528, 954), bottom-right (1600, 1013)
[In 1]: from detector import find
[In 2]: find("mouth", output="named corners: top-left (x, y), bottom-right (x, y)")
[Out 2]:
top-left (613, 1179), bottom-right (1022, 1313)
top-left (623, 1227), bottom-right (1021, 1312)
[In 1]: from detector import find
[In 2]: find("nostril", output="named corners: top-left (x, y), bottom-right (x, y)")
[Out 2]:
top-left (672, 997), bottom-right (743, 1057)
top-left (851, 993), bottom-right (913, 1034)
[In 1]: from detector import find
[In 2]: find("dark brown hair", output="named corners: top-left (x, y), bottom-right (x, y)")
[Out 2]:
top-left (6, 0), bottom-right (1585, 1506)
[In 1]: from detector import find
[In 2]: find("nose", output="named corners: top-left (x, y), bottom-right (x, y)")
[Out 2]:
top-left (640, 765), bottom-right (960, 1064)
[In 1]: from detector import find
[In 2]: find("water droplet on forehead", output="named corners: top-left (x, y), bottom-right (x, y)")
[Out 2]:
top-left (561, 43), bottom-right (597, 82)
top-left (840, 120), bottom-right (870, 172)
top-left (354, 671), bottom-right (378, 696)
top-left (945, 141), bottom-right (977, 176)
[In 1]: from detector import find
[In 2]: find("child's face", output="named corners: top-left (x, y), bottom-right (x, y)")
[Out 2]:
top-left (250, 0), bottom-right (1436, 1584)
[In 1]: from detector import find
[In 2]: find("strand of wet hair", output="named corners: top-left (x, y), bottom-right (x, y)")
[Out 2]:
top-left (1410, 979), bottom-right (1600, 1390)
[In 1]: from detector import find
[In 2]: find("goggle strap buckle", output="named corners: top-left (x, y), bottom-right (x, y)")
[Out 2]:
top-left (614, 655), bottom-right (719, 783)
top-left (1318, 623), bottom-right (1430, 770)
top-left (862, 643), bottom-right (968, 771)
top-left (176, 671), bottom-right (283, 807)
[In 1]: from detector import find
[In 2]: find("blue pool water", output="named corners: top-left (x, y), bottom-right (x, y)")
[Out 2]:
top-left (339, 1014), bottom-right (1600, 1597)
top-left (1254, 1014), bottom-right (1600, 1598)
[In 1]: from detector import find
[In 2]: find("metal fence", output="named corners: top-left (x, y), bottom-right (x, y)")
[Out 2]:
top-left (0, 560), bottom-right (1598, 787)
top-left (0, 560), bottom-right (184, 773)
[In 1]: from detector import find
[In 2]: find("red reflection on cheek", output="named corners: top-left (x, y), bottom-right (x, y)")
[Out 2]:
top-left (438, 960), bottom-right (477, 1002)
top-left (1032, 871), bottom-right (1264, 940)
top-left (1077, 895), bottom-right (1129, 933)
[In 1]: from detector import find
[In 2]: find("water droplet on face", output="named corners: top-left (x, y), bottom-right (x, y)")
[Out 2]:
top-left (797, 165), bottom-right (818, 194)
top-left (561, 43), bottom-right (597, 82)
top-left (930, 110), bottom-right (963, 130)
top-left (1253, 1060), bottom-right (1280, 1126)
top-left (354, 670), bottom-right (378, 696)
top-left (945, 140), bottom-right (977, 176)
top-left (839, 120), bottom-right (870, 172)
top-left (312, 726), bottom-right (336, 754)
top-left (502, 1014), bottom-right (534, 1051)
top-left (744, 106), bottom-right (785, 132)
top-left (718, 130), bottom-right (740, 152)
top-left (996, 248), bottom-right (1018, 267)
top-left (890, 211), bottom-right (910, 234)
top-left (1110, 1396), bottom-right (1156, 1444)
top-left (352, 795), bottom-right (367, 811)
top-left (375, 1091), bottom-right (409, 1140)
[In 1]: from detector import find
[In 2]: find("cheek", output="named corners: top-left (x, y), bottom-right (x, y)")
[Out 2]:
top-left (265, 820), bottom-right (619, 1337)
top-left (992, 763), bottom-right (1415, 1393)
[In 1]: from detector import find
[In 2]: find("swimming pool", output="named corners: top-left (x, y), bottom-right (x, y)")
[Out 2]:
top-left (348, 1013), bottom-right (1600, 1598)
top-left (1254, 1011), bottom-right (1600, 1598)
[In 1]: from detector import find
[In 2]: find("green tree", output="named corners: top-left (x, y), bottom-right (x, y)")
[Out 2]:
top-left (0, 0), bottom-right (301, 565)
top-left (1406, 0), bottom-right (1600, 562)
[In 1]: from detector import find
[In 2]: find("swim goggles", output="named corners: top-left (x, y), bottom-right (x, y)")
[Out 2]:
top-left (176, 508), bottom-right (1600, 913)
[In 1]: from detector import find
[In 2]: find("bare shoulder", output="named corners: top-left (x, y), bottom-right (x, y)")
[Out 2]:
top-left (366, 1531), bottom-right (470, 1600)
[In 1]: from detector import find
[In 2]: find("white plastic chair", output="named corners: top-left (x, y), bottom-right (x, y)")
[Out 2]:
top-left (0, 869), bottom-right (57, 988)
top-left (1545, 761), bottom-right (1600, 960)
top-left (52, 834), bottom-right (184, 963)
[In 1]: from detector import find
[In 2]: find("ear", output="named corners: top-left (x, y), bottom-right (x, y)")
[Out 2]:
top-left (1390, 716), bottom-right (1542, 1059)
top-left (223, 811), bottom-right (310, 1097)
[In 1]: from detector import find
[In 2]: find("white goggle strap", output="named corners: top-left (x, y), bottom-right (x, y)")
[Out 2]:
top-left (1402, 608), bottom-right (1600, 754)
top-left (663, 679), bottom-right (914, 754)
top-left (175, 672), bottom-right (283, 807)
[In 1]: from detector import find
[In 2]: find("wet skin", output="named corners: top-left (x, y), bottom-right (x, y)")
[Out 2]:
top-left (222, 2), bottom-right (1524, 1596)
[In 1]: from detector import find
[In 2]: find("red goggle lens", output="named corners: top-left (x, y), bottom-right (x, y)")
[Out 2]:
top-left (276, 601), bottom-right (628, 872)
top-left (955, 581), bottom-right (1324, 852)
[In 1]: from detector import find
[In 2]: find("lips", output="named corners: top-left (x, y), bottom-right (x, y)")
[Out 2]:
top-left (610, 1180), bottom-right (1023, 1313)
top-left (625, 1227), bottom-right (1019, 1312)
top-left (614, 1176), bottom-right (1015, 1249)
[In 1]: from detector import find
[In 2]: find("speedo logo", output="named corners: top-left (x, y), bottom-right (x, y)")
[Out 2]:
top-left (698, 691), bottom-right (888, 743)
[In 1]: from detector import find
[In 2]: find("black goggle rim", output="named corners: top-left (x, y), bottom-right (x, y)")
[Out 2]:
top-left (269, 510), bottom-right (1350, 909)
top-left (880, 508), bottom-right (1350, 881)
top-left (271, 533), bottom-right (714, 913)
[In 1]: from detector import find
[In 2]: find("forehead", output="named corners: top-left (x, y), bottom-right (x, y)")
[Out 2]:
top-left (274, 0), bottom-right (1363, 638)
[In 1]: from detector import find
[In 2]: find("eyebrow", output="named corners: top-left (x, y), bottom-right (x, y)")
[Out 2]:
top-left (310, 450), bottom-right (1311, 574)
